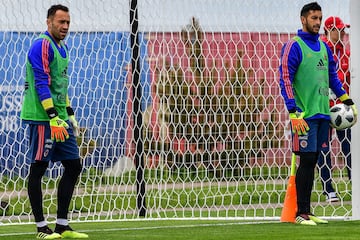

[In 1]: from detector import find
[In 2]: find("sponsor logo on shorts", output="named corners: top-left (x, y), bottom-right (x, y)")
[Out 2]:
top-left (44, 144), bottom-right (52, 149)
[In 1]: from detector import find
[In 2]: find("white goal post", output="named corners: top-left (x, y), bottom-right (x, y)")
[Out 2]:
top-left (0, 0), bottom-right (357, 224)
top-left (350, 0), bottom-right (360, 220)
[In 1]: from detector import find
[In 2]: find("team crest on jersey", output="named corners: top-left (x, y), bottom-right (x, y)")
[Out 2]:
top-left (300, 140), bottom-right (308, 148)
top-left (43, 139), bottom-right (53, 158)
top-left (298, 135), bottom-right (308, 149)
top-left (61, 66), bottom-right (68, 78)
top-left (44, 149), bottom-right (49, 158)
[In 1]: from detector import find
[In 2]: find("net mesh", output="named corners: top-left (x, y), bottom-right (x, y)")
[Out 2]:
top-left (0, 0), bottom-right (352, 223)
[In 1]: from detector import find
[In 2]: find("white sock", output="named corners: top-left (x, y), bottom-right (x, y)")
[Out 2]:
top-left (56, 218), bottom-right (69, 226)
top-left (36, 221), bottom-right (47, 228)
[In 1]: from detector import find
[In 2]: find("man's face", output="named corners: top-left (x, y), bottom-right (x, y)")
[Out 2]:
top-left (47, 10), bottom-right (70, 43)
top-left (329, 27), bottom-right (346, 44)
top-left (301, 10), bottom-right (322, 35)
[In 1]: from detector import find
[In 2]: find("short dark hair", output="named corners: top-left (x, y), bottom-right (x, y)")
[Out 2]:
top-left (47, 4), bottom-right (69, 18)
top-left (300, 2), bottom-right (321, 17)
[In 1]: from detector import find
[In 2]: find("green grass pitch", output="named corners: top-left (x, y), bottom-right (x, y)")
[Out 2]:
top-left (0, 220), bottom-right (360, 240)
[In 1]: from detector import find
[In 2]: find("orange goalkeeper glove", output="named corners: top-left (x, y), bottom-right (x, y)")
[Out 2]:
top-left (49, 116), bottom-right (69, 142)
top-left (44, 103), bottom-right (69, 142)
top-left (289, 111), bottom-right (309, 135)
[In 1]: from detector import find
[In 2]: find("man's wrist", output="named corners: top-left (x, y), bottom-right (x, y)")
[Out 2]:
top-left (342, 98), bottom-right (354, 106)
top-left (66, 106), bottom-right (75, 116)
top-left (339, 93), bottom-right (350, 102)
top-left (46, 107), bottom-right (58, 119)
top-left (288, 108), bottom-right (296, 113)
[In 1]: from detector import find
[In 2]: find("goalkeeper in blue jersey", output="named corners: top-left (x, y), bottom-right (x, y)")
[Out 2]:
top-left (20, 4), bottom-right (88, 239)
top-left (279, 2), bottom-right (357, 226)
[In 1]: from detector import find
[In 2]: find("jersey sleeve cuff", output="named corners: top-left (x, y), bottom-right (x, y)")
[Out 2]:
top-left (66, 106), bottom-right (75, 116)
top-left (339, 93), bottom-right (349, 102)
top-left (66, 95), bottom-right (71, 107)
top-left (45, 107), bottom-right (58, 119)
top-left (41, 98), bottom-right (54, 110)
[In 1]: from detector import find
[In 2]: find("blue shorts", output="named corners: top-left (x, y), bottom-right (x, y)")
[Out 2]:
top-left (26, 120), bottom-right (80, 163)
top-left (292, 119), bottom-right (330, 153)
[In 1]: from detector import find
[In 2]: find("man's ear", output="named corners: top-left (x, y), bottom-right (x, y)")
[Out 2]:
top-left (300, 16), bottom-right (306, 25)
top-left (46, 18), bottom-right (51, 27)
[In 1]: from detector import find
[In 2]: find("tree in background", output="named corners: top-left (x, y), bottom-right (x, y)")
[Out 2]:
top-left (144, 17), bottom-right (284, 178)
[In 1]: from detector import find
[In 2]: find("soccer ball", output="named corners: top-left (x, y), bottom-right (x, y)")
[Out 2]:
top-left (329, 103), bottom-right (355, 130)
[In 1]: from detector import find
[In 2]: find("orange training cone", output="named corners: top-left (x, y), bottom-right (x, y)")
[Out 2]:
top-left (280, 153), bottom-right (297, 223)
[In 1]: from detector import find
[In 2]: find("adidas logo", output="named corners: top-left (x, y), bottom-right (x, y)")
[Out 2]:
top-left (317, 59), bottom-right (327, 70)
top-left (317, 59), bottom-right (324, 66)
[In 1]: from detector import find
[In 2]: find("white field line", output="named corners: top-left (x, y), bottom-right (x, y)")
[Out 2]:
top-left (0, 220), bottom-right (279, 237)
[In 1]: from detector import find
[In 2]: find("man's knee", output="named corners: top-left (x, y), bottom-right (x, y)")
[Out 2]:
top-left (62, 159), bottom-right (82, 176)
top-left (29, 161), bottom-right (48, 178)
top-left (298, 152), bottom-right (318, 168)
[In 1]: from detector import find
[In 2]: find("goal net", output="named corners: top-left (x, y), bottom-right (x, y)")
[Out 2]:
top-left (0, 0), bottom-right (353, 224)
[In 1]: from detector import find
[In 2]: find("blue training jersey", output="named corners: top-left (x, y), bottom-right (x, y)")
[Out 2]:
top-left (27, 31), bottom-right (69, 103)
top-left (279, 29), bottom-right (346, 120)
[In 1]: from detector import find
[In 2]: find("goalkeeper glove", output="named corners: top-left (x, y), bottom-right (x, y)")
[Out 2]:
top-left (49, 116), bottom-right (69, 142)
top-left (289, 111), bottom-right (309, 135)
top-left (342, 98), bottom-right (358, 124)
top-left (68, 115), bottom-right (79, 137)
top-left (67, 107), bottom-right (79, 137)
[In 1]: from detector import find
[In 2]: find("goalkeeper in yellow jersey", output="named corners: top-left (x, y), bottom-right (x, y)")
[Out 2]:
top-left (20, 4), bottom-right (88, 239)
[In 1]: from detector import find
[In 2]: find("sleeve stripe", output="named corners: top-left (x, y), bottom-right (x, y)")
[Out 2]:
top-left (35, 125), bottom-right (45, 161)
top-left (281, 40), bottom-right (296, 99)
top-left (41, 40), bottom-right (51, 85)
top-left (292, 133), bottom-right (299, 152)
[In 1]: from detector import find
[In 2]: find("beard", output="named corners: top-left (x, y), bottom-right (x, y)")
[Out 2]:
top-left (304, 22), bottom-right (320, 35)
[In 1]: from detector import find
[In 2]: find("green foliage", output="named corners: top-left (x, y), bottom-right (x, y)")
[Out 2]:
top-left (76, 127), bottom-right (96, 158)
top-left (0, 165), bottom-right (352, 220)
top-left (0, 175), bottom-right (27, 192)
top-left (143, 17), bottom-right (285, 173)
